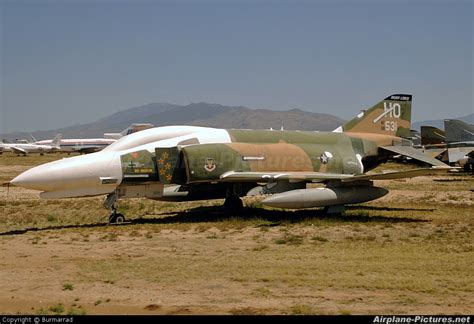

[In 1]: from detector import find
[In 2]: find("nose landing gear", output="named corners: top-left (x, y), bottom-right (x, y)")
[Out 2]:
top-left (109, 209), bottom-right (125, 224)
top-left (104, 192), bottom-right (127, 225)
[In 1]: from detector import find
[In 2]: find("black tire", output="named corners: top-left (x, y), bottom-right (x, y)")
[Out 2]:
top-left (108, 213), bottom-right (125, 224)
top-left (115, 214), bottom-right (125, 224)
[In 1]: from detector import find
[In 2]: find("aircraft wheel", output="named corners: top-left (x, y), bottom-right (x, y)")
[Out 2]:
top-left (115, 214), bottom-right (125, 224)
top-left (109, 213), bottom-right (125, 224)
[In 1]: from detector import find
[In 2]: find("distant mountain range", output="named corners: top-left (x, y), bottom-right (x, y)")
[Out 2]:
top-left (1, 102), bottom-right (345, 141)
top-left (2, 102), bottom-right (472, 141)
top-left (412, 113), bottom-right (473, 131)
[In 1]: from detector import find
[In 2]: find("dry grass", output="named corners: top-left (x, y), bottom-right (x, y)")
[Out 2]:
top-left (0, 155), bottom-right (473, 314)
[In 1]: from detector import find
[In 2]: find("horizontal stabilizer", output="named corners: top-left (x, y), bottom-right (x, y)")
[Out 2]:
top-left (447, 147), bottom-right (474, 163)
top-left (10, 146), bottom-right (27, 154)
top-left (381, 145), bottom-right (449, 166)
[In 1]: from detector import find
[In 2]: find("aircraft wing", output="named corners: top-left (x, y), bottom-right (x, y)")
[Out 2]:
top-left (381, 145), bottom-right (448, 166)
top-left (342, 167), bottom-right (454, 181)
top-left (10, 146), bottom-right (27, 154)
top-left (220, 167), bottom-right (453, 183)
top-left (220, 171), bottom-right (354, 182)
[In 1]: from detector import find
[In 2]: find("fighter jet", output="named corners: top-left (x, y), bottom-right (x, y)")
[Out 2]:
top-left (444, 119), bottom-right (474, 171)
top-left (415, 126), bottom-right (449, 162)
top-left (0, 134), bottom-right (62, 155)
top-left (420, 126), bottom-right (445, 146)
top-left (10, 94), bottom-right (451, 223)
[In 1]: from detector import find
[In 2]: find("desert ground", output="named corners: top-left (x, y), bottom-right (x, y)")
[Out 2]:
top-left (0, 153), bottom-right (472, 315)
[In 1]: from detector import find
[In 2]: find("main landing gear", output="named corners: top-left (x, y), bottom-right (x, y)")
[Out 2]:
top-left (224, 195), bottom-right (244, 210)
top-left (104, 192), bottom-right (126, 225)
top-left (223, 185), bottom-right (244, 211)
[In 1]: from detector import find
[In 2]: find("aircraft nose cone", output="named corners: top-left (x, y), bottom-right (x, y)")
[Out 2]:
top-left (10, 152), bottom-right (122, 193)
top-left (11, 167), bottom-right (52, 191)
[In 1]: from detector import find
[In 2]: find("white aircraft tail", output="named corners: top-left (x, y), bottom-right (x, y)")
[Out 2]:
top-left (51, 133), bottom-right (62, 149)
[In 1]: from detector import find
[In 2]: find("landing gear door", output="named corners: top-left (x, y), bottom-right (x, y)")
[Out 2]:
top-left (120, 150), bottom-right (158, 182)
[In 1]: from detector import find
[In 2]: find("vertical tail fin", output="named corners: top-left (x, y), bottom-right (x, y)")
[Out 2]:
top-left (121, 123), bottom-right (154, 136)
top-left (51, 133), bottom-right (62, 148)
top-left (444, 119), bottom-right (474, 143)
top-left (420, 126), bottom-right (445, 145)
top-left (342, 94), bottom-right (412, 138)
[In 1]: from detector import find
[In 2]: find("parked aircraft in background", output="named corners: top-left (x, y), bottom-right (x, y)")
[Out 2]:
top-left (104, 123), bottom-right (154, 140)
top-left (416, 126), bottom-right (449, 162)
top-left (35, 136), bottom-right (116, 154)
top-left (445, 119), bottom-right (474, 144)
top-left (410, 120), bottom-right (473, 171)
top-left (34, 124), bottom-right (154, 154)
top-left (0, 134), bottom-right (62, 155)
top-left (10, 94), bottom-right (453, 224)
top-left (420, 126), bottom-right (445, 146)
top-left (409, 129), bottom-right (421, 147)
top-left (444, 119), bottom-right (474, 171)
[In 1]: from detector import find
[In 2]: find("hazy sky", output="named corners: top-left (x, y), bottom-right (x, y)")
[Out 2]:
top-left (1, 0), bottom-right (472, 133)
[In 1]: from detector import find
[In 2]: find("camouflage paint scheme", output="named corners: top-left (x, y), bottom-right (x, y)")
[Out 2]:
top-left (119, 94), bottom-right (444, 187)
top-left (444, 119), bottom-right (474, 144)
top-left (180, 135), bottom-right (371, 184)
top-left (421, 126), bottom-right (445, 146)
top-left (117, 94), bottom-right (452, 209)
top-left (443, 120), bottom-right (474, 170)
top-left (342, 94), bottom-right (412, 138)
top-left (409, 120), bottom-right (474, 170)
top-left (9, 94), bottom-right (458, 214)
top-left (121, 150), bottom-right (157, 181)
